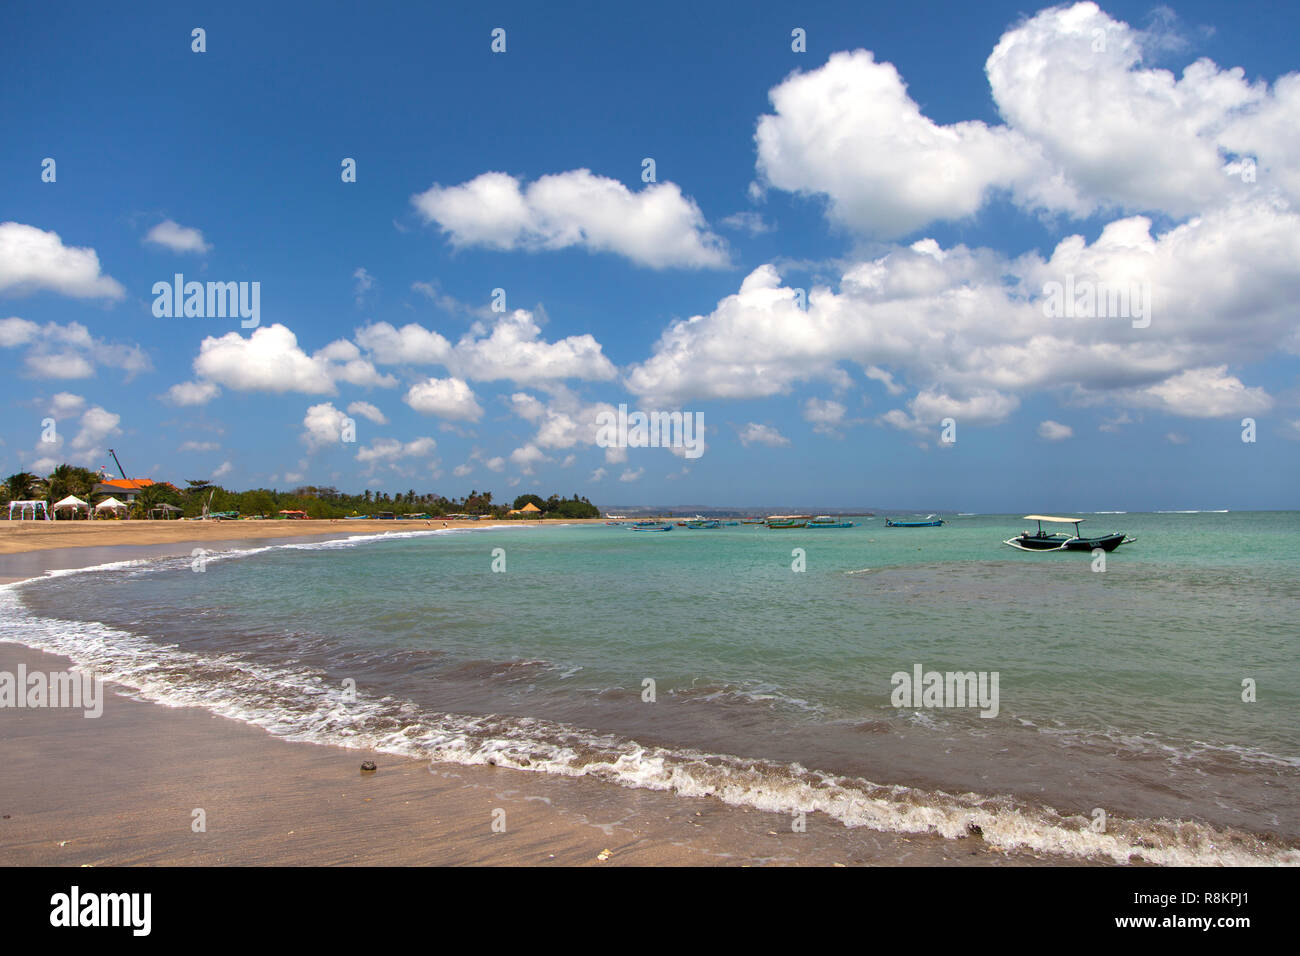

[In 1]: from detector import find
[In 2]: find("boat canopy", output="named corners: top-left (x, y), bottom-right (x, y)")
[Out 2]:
top-left (1023, 515), bottom-right (1084, 523)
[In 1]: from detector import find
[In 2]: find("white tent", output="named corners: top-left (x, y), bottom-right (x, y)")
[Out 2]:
top-left (7, 500), bottom-right (50, 521)
top-left (53, 495), bottom-right (89, 515)
top-left (94, 496), bottom-right (129, 515)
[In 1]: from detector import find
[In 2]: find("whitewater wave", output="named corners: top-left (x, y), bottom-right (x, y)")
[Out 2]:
top-left (8, 526), bottom-right (495, 586)
top-left (0, 583), bottom-right (1293, 867)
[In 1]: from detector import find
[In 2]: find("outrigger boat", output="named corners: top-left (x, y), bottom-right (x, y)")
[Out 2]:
top-left (766, 514), bottom-right (811, 528)
top-left (686, 519), bottom-right (721, 529)
top-left (885, 516), bottom-right (944, 527)
top-left (1003, 515), bottom-right (1135, 552)
top-left (630, 521), bottom-right (673, 532)
top-left (807, 515), bottom-right (854, 528)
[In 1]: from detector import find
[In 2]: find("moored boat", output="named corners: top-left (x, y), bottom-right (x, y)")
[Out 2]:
top-left (885, 517), bottom-right (944, 527)
top-left (1003, 515), bottom-right (1135, 552)
top-left (807, 516), bottom-right (854, 528)
top-left (766, 514), bottom-right (811, 528)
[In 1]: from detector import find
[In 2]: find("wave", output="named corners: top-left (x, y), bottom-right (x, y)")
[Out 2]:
top-left (1, 584), bottom-right (1293, 867)
top-left (6, 526), bottom-right (497, 587)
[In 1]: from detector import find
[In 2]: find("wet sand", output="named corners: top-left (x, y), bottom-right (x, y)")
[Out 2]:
top-left (0, 529), bottom-right (1068, 866)
top-left (1, 646), bottom-right (1066, 866)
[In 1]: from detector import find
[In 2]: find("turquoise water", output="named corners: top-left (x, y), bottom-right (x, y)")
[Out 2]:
top-left (4, 512), bottom-right (1298, 863)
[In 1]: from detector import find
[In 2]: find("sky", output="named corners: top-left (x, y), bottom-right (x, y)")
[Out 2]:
top-left (2, 0), bottom-right (1298, 512)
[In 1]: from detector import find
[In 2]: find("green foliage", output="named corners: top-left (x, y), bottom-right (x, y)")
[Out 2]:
top-left (4, 472), bottom-right (41, 501)
top-left (543, 494), bottom-right (600, 519)
top-left (133, 482), bottom-right (184, 518)
top-left (46, 464), bottom-right (98, 502)
top-left (23, 465), bottom-right (600, 521)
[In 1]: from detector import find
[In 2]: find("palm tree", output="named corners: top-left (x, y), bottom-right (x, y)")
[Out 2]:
top-left (134, 483), bottom-right (183, 519)
top-left (46, 464), bottom-right (97, 502)
top-left (4, 472), bottom-right (39, 500)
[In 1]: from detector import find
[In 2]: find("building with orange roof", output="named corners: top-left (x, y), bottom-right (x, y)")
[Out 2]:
top-left (91, 478), bottom-right (157, 502)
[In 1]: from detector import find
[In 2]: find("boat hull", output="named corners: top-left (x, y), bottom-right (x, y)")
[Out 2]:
top-left (1062, 532), bottom-right (1129, 552)
top-left (1004, 531), bottom-right (1132, 552)
top-left (1010, 532), bottom-right (1070, 550)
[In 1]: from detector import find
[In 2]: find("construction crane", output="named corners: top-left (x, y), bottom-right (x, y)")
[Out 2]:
top-left (107, 448), bottom-right (131, 482)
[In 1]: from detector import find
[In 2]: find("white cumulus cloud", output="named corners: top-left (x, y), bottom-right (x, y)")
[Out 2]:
top-left (404, 377), bottom-right (484, 422)
top-left (1037, 420), bottom-right (1074, 441)
top-left (737, 423), bottom-right (791, 447)
top-left (144, 220), bottom-right (211, 254)
top-left (346, 400), bottom-right (388, 424)
top-left (411, 169), bottom-right (728, 269)
top-left (0, 223), bottom-right (125, 299)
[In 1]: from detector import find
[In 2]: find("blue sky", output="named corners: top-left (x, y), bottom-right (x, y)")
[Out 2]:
top-left (2, 0), bottom-right (1298, 511)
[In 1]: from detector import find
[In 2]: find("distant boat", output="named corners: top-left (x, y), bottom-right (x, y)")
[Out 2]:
top-left (808, 516), bottom-right (854, 528)
top-left (885, 517), bottom-right (944, 527)
top-left (686, 519), bottom-right (721, 529)
top-left (766, 514), bottom-right (811, 528)
top-left (630, 522), bottom-right (672, 532)
top-left (1003, 515), bottom-right (1135, 552)
top-left (722, 521), bottom-right (740, 526)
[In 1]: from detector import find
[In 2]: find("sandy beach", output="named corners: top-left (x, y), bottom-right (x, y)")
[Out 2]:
top-left (0, 524), bottom-right (1064, 867)
top-left (0, 517), bottom-right (605, 556)
top-left (1, 646), bottom-right (1058, 867)
top-left (0, 518), bottom-right (601, 584)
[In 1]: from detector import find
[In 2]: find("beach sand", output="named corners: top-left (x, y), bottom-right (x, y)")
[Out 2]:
top-left (0, 528), bottom-right (1068, 867)
top-left (0, 517), bottom-right (601, 556)
top-left (0, 518), bottom-right (599, 584)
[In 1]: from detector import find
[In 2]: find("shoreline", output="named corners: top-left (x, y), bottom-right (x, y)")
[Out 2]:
top-left (0, 516), bottom-right (603, 555)
top-left (2, 525), bottom-right (1086, 866)
top-left (0, 646), bottom-right (1055, 867)
top-left (0, 518), bottom-right (602, 585)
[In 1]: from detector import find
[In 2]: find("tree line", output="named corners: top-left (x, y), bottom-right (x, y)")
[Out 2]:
top-left (1, 466), bottom-right (601, 520)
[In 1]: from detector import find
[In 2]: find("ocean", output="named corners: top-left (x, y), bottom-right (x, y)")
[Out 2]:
top-left (3, 511), bottom-right (1297, 865)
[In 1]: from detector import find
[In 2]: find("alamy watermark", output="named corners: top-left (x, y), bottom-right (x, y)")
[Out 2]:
top-left (595, 404), bottom-right (705, 459)
top-left (152, 273), bottom-right (260, 327)
top-left (1042, 275), bottom-right (1151, 329)
top-left (0, 665), bottom-right (103, 718)
top-left (890, 663), bottom-right (999, 718)
top-left (50, 886), bottom-right (150, 936)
